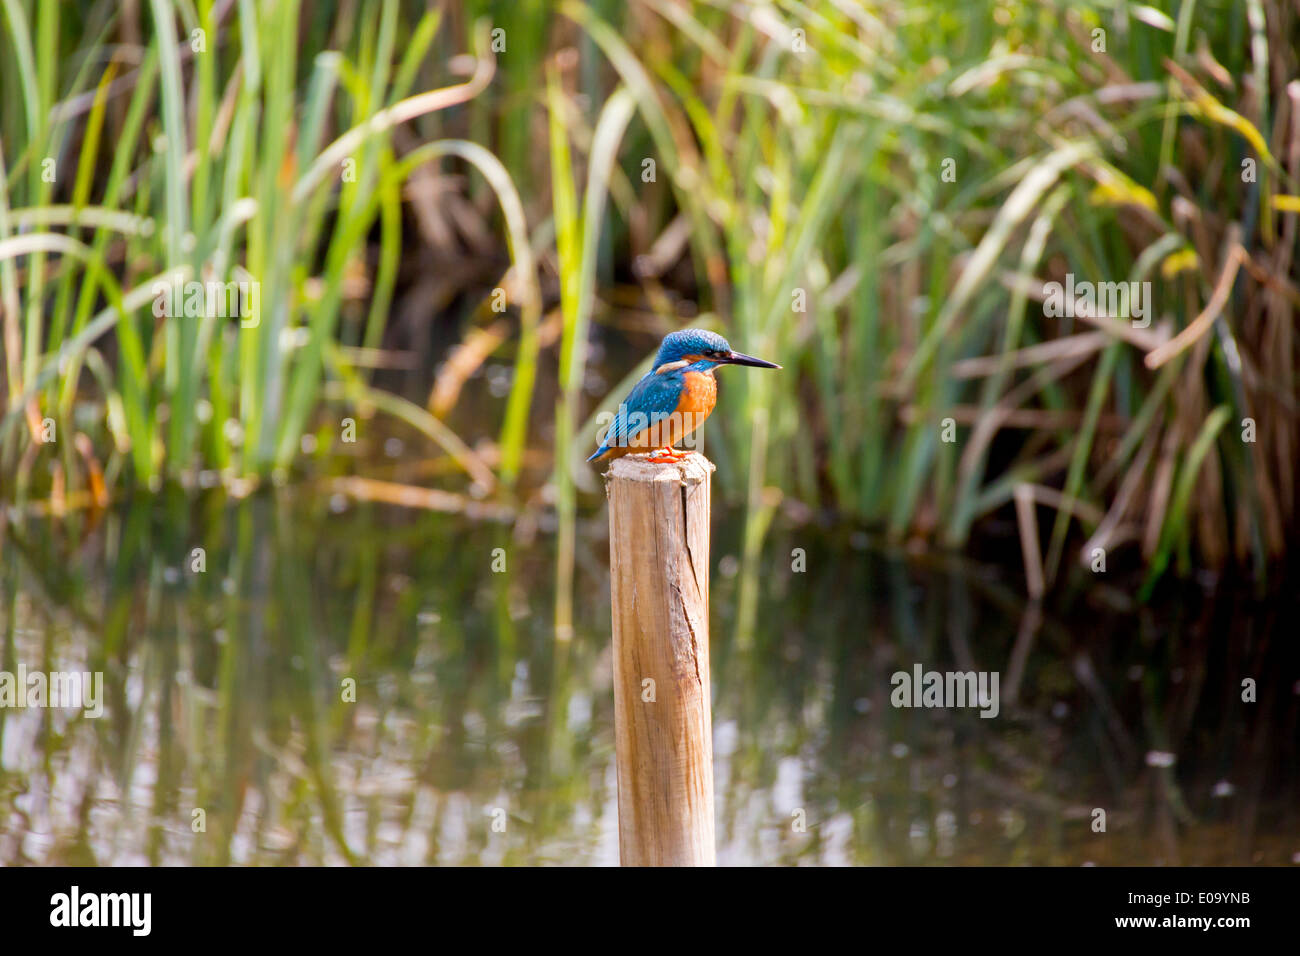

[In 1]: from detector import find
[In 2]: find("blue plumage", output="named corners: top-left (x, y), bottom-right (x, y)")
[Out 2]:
top-left (651, 329), bottom-right (734, 368)
top-left (587, 367), bottom-right (687, 461)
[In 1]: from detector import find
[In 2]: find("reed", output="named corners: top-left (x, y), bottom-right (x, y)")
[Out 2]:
top-left (1, 0), bottom-right (1296, 600)
top-left (1, 1), bottom-right (499, 498)
top-left (565, 0), bottom-right (1299, 599)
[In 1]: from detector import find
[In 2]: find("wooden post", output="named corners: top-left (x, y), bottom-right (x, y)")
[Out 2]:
top-left (606, 454), bottom-right (715, 866)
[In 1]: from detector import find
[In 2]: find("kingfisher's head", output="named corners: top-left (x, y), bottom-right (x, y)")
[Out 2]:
top-left (654, 328), bottom-right (781, 372)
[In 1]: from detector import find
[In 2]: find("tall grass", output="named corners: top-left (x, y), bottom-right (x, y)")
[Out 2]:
top-left (1, 2), bottom-right (512, 501)
top-left (2, 1), bottom-right (1297, 603)
top-left (563, 0), bottom-right (1299, 603)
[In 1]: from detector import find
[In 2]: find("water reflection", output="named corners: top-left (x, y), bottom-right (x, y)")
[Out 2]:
top-left (1, 491), bottom-right (1296, 865)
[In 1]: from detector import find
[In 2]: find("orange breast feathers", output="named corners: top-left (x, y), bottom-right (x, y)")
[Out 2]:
top-left (621, 369), bottom-right (718, 452)
top-left (674, 370), bottom-right (718, 436)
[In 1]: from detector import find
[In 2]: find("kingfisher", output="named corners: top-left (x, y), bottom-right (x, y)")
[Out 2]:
top-left (587, 328), bottom-right (780, 463)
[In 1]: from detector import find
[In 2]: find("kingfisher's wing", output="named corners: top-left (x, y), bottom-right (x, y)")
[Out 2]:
top-left (588, 371), bottom-right (683, 460)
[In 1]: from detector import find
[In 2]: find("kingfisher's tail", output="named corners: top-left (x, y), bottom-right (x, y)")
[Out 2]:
top-left (586, 445), bottom-right (608, 462)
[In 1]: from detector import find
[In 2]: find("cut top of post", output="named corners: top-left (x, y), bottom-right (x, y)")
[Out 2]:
top-left (603, 454), bottom-right (716, 491)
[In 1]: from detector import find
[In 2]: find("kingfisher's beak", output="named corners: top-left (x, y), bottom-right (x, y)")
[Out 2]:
top-left (723, 350), bottom-right (781, 369)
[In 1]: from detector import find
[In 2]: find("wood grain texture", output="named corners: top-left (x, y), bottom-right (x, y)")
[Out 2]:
top-left (605, 454), bottom-right (715, 866)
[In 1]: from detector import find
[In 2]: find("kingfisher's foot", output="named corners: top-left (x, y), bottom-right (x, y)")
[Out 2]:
top-left (645, 447), bottom-right (691, 463)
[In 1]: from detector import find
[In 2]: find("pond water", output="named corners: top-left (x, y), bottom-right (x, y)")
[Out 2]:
top-left (1, 490), bottom-right (1296, 865)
